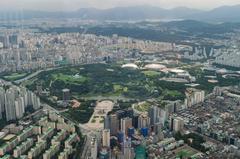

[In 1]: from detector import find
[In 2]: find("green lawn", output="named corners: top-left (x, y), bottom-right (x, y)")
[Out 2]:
top-left (52, 73), bottom-right (88, 84)
top-left (134, 101), bottom-right (151, 112)
top-left (91, 119), bottom-right (96, 123)
top-left (113, 84), bottom-right (128, 93)
top-left (142, 70), bottom-right (161, 77)
top-left (162, 89), bottom-right (184, 100)
top-left (176, 149), bottom-right (196, 158)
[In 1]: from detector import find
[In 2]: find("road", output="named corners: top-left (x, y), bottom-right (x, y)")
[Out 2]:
top-left (13, 63), bottom-right (98, 84)
top-left (14, 67), bottom-right (59, 84)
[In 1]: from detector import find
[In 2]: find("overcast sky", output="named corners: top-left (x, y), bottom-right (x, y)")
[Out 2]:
top-left (1, 0), bottom-right (240, 11)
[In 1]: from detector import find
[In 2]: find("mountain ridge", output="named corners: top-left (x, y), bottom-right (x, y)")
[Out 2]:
top-left (0, 5), bottom-right (240, 22)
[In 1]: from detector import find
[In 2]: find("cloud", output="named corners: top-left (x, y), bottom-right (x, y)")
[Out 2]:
top-left (1, 0), bottom-right (240, 11)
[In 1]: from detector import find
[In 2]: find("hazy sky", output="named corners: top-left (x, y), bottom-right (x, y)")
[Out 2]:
top-left (1, 0), bottom-right (240, 11)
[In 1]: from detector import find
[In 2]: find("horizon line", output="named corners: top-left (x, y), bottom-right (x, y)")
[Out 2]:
top-left (1, 4), bottom-right (240, 12)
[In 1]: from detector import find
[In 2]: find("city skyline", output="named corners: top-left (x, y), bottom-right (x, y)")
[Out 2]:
top-left (1, 0), bottom-right (240, 11)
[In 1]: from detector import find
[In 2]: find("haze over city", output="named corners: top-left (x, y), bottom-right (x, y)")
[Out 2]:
top-left (1, 0), bottom-right (240, 11)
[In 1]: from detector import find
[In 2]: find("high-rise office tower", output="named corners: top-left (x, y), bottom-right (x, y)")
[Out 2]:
top-left (125, 108), bottom-right (134, 118)
top-left (102, 129), bottom-right (110, 147)
top-left (121, 117), bottom-right (132, 135)
top-left (62, 89), bottom-right (70, 101)
top-left (132, 114), bottom-right (139, 129)
top-left (123, 138), bottom-right (134, 159)
top-left (148, 106), bottom-right (160, 126)
top-left (109, 114), bottom-right (119, 136)
top-left (104, 115), bottom-right (110, 129)
top-left (116, 110), bottom-right (125, 120)
top-left (138, 114), bottom-right (150, 129)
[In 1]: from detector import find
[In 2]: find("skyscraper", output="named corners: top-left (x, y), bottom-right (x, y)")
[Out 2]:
top-left (0, 87), bottom-right (5, 119)
top-left (5, 88), bottom-right (17, 121)
top-left (138, 114), bottom-right (150, 129)
top-left (169, 116), bottom-right (184, 132)
top-left (27, 91), bottom-right (33, 106)
top-left (0, 35), bottom-right (9, 48)
top-left (0, 86), bottom-right (41, 121)
top-left (109, 114), bottom-right (119, 136)
top-left (153, 122), bottom-right (162, 135)
top-left (104, 115), bottom-right (110, 130)
top-left (62, 89), bottom-right (70, 101)
top-left (102, 129), bottom-right (110, 147)
top-left (15, 97), bottom-right (25, 119)
top-left (159, 108), bottom-right (168, 126)
top-left (148, 106), bottom-right (160, 126)
top-left (132, 114), bottom-right (139, 129)
top-left (123, 138), bottom-right (134, 159)
top-left (32, 94), bottom-right (41, 110)
top-left (121, 117), bottom-right (132, 135)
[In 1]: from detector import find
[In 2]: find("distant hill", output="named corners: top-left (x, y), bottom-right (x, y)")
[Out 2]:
top-left (74, 6), bottom-right (202, 20)
top-left (0, 6), bottom-right (202, 21)
top-left (161, 20), bottom-right (240, 34)
top-left (161, 20), bottom-right (212, 29)
top-left (42, 20), bottom-right (240, 43)
top-left (1, 5), bottom-right (240, 22)
top-left (188, 5), bottom-right (240, 22)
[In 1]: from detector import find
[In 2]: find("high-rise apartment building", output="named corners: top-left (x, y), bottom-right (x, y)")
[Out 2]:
top-left (185, 88), bottom-right (205, 108)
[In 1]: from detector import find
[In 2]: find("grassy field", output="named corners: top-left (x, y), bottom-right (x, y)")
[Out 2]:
top-left (113, 84), bottom-right (128, 95)
top-left (142, 70), bottom-right (161, 77)
top-left (176, 148), bottom-right (197, 158)
top-left (162, 89), bottom-right (185, 100)
top-left (134, 101), bottom-right (152, 112)
top-left (51, 73), bottom-right (88, 84)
